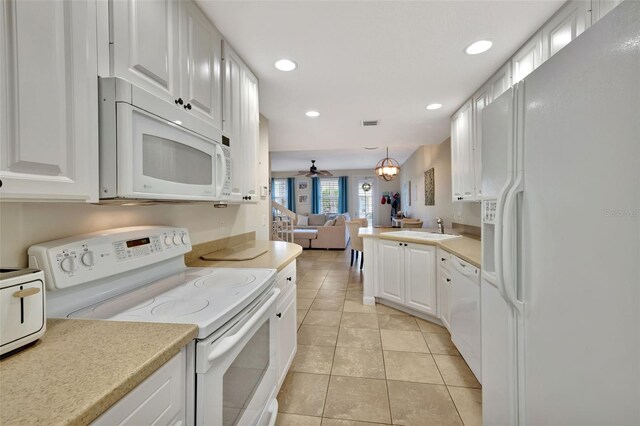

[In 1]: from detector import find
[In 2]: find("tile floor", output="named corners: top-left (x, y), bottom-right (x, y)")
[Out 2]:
top-left (276, 248), bottom-right (482, 426)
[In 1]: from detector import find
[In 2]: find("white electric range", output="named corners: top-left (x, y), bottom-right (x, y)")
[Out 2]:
top-left (28, 226), bottom-right (280, 426)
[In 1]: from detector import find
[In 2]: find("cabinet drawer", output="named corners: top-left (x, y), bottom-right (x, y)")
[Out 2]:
top-left (437, 248), bottom-right (452, 271)
top-left (276, 261), bottom-right (296, 294)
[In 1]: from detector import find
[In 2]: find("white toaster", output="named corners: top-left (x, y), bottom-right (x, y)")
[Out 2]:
top-left (0, 268), bottom-right (46, 356)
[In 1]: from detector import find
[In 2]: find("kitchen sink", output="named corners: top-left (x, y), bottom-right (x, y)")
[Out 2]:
top-left (382, 230), bottom-right (462, 241)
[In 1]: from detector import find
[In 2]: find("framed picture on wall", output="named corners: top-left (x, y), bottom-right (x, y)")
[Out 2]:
top-left (424, 168), bottom-right (435, 206)
top-left (297, 180), bottom-right (309, 191)
top-left (298, 195), bottom-right (309, 204)
top-left (408, 181), bottom-right (412, 207)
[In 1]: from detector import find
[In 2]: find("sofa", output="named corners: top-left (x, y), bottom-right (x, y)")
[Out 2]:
top-left (293, 213), bottom-right (351, 249)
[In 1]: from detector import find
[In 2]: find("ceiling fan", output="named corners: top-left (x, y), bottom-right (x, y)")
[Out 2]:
top-left (296, 160), bottom-right (333, 178)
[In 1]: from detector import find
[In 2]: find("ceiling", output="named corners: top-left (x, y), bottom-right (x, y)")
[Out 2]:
top-left (197, 1), bottom-right (563, 171)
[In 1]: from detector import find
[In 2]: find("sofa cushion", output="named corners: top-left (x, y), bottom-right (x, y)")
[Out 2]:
top-left (308, 214), bottom-right (326, 226)
top-left (334, 215), bottom-right (346, 226)
top-left (324, 219), bottom-right (336, 227)
top-left (297, 215), bottom-right (309, 226)
top-left (294, 229), bottom-right (318, 239)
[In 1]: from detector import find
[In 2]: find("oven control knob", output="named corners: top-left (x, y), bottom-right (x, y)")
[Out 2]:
top-left (81, 251), bottom-right (94, 267)
top-left (60, 257), bottom-right (76, 273)
top-left (164, 236), bottom-right (173, 246)
top-left (173, 235), bottom-right (182, 245)
top-left (181, 235), bottom-right (188, 245)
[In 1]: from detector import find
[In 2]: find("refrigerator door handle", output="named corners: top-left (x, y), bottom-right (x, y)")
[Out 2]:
top-left (502, 175), bottom-right (524, 314)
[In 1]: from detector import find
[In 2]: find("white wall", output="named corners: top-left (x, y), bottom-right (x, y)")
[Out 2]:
top-left (0, 116), bottom-right (272, 267)
top-left (271, 169), bottom-right (400, 227)
top-left (398, 138), bottom-right (481, 228)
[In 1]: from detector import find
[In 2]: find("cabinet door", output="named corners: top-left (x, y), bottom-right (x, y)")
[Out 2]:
top-left (378, 240), bottom-right (405, 304)
top-left (438, 267), bottom-right (452, 330)
top-left (542, 0), bottom-right (590, 61)
top-left (450, 114), bottom-right (463, 201)
top-left (404, 243), bottom-right (437, 316)
top-left (489, 62), bottom-right (512, 102)
top-left (179, 1), bottom-right (222, 129)
top-left (0, 0), bottom-right (99, 202)
top-left (592, 0), bottom-right (623, 23)
top-left (222, 42), bottom-right (245, 201)
top-left (112, 0), bottom-right (180, 104)
top-left (473, 87), bottom-right (490, 200)
top-left (241, 66), bottom-right (259, 199)
top-left (454, 101), bottom-right (475, 200)
top-left (276, 287), bottom-right (297, 390)
top-left (512, 32), bottom-right (543, 83)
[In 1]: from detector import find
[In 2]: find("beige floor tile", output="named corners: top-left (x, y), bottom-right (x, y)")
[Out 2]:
top-left (331, 347), bottom-right (385, 379)
top-left (299, 275), bottom-right (327, 283)
top-left (345, 290), bottom-right (363, 301)
top-left (298, 309), bottom-right (308, 326)
top-left (297, 325), bottom-right (339, 347)
top-left (304, 271), bottom-right (329, 278)
top-left (298, 298), bottom-right (314, 310)
top-left (316, 289), bottom-right (347, 299)
top-left (346, 282), bottom-right (363, 290)
top-left (423, 332), bottom-right (460, 355)
top-left (326, 271), bottom-right (349, 278)
top-left (339, 312), bottom-right (379, 330)
top-left (298, 280), bottom-right (324, 290)
top-left (448, 386), bottom-right (482, 426)
top-left (303, 310), bottom-right (342, 327)
top-left (337, 327), bottom-right (381, 350)
top-left (374, 304), bottom-right (409, 316)
top-left (416, 317), bottom-right (449, 334)
top-left (291, 345), bottom-right (335, 374)
top-left (321, 281), bottom-right (349, 290)
top-left (380, 329), bottom-right (429, 353)
top-left (276, 413), bottom-right (322, 426)
top-left (387, 380), bottom-right (463, 426)
top-left (321, 419), bottom-right (385, 426)
top-left (383, 351), bottom-right (443, 384)
top-left (298, 289), bottom-right (320, 299)
top-left (377, 314), bottom-right (419, 331)
top-left (277, 372), bottom-right (330, 416)
top-left (323, 376), bottom-right (391, 424)
top-left (433, 355), bottom-right (481, 388)
top-left (343, 300), bottom-right (377, 313)
top-left (310, 298), bottom-right (345, 312)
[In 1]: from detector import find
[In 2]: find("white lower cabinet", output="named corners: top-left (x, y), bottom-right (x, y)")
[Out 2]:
top-left (275, 261), bottom-right (297, 390)
top-left (92, 345), bottom-right (191, 426)
top-left (378, 240), bottom-right (436, 316)
top-left (436, 248), bottom-right (452, 330)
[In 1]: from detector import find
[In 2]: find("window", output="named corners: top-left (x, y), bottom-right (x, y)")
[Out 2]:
top-left (357, 177), bottom-right (373, 220)
top-left (272, 178), bottom-right (288, 208)
top-left (319, 178), bottom-right (340, 214)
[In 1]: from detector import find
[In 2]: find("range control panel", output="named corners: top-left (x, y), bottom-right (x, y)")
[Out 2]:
top-left (28, 227), bottom-right (191, 291)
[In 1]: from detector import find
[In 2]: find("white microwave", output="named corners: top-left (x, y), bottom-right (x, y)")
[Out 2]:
top-left (98, 77), bottom-right (229, 203)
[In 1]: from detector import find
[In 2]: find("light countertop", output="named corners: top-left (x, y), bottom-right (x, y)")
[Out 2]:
top-left (359, 227), bottom-right (481, 267)
top-left (0, 319), bottom-right (197, 426)
top-left (187, 240), bottom-right (303, 271)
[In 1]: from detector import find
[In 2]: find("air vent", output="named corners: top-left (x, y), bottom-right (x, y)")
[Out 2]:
top-left (361, 120), bottom-right (379, 127)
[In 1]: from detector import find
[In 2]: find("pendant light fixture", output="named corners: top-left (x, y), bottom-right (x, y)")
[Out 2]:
top-left (375, 147), bottom-right (401, 181)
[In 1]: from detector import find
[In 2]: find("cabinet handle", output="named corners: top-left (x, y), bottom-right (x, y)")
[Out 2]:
top-left (446, 278), bottom-right (451, 282)
top-left (184, 103), bottom-right (192, 110)
top-left (175, 98), bottom-right (183, 105)
top-left (441, 258), bottom-right (446, 261)
top-left (404, 243), bottom-right (408, 246)
top-left (398, 243), bottom-right (402, 246)
top-left (276, 313), bottom-right (282, 318)
top-left (286, 277), bottom-right (292, 282)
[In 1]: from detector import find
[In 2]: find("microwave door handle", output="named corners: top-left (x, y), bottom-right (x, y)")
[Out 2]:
top-left (215, 144), bottom-right (226, 198)
top-left (207, 288), bottom-right (280, 362)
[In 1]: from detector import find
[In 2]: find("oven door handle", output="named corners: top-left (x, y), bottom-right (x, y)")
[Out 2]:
top-left (207, 288), bottom-right (280, 362)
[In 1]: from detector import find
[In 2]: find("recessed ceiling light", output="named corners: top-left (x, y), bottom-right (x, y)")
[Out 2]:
top-left (364, 147), bottom-right (379, 150)
top-left (274, 59), bottom-right (297, 71)
top-left (465, 40), bottom-right (493, 55)
top-left (305, 110), bottom-right (320, 117)
top-left (426, 103), bottom-right (442, 110)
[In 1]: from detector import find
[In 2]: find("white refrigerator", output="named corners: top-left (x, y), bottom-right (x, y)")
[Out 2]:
top-left (480, 2), bottom-right (640, 425)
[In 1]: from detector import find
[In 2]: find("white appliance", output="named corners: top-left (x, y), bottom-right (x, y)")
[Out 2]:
top-left (28, 226), bottom-right (280, 426)
top-left (98, 78), bottom-right (229, 203)
top-left (449, 255), bottom-right (481, 382)
top-left (480, 3), bottom-right (639, 425)
top-left (0, 268), bottom-right (46, 356)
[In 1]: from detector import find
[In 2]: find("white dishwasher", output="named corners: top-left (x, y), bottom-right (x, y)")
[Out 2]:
top-left (450, 255), bottom-right (481, 383)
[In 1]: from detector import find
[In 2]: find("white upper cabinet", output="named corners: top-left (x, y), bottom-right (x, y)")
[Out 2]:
top-left (179, 1), bottom-right (222, 129)
top-left (451, 100), bottom-right (475, 201)
top-left (0, 0), bottom-right (99, 202)
top-left (112, 0), bottom-right (180, 104)
top-left (488, 62), bottom-right (512, 101)
top-left (512, 32), bottom-right (543, 83)
top-left (404, 243), bottom-right (437, 316)
top-left (542, 0), bottom-right (590, 60)
top-left (592, 0), bottom-right (623, 23)
top-left (241, 67), bottom-right (259, 199)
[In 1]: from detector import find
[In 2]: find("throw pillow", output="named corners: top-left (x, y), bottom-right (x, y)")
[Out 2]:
top-left (297, 215), bottom-right (309, 226)
top-left (334, 215), bottom-right (346, 226)
top-left (324, 219), bottom-right (336, 227)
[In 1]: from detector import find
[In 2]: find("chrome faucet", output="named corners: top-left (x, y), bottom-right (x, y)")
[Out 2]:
top-left (436, 217), bottom-right (444, 234)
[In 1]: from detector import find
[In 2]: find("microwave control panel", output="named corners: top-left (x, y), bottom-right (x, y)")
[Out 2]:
top-left (28, 227), bottom-right (191, 291)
